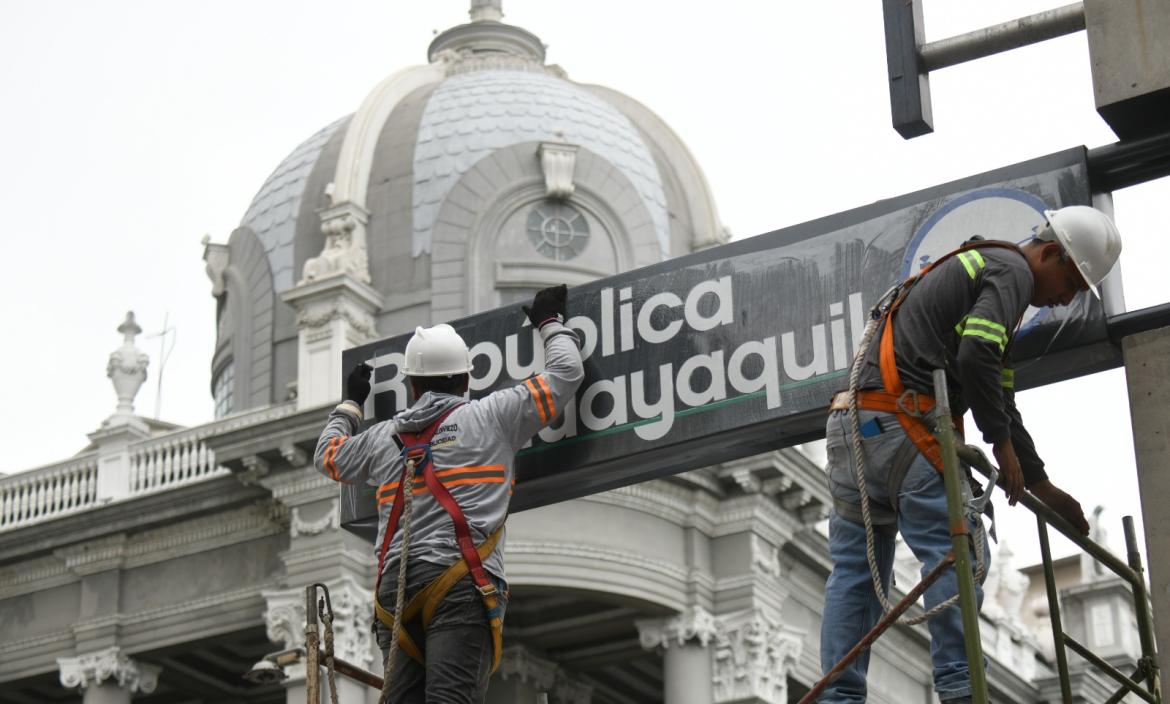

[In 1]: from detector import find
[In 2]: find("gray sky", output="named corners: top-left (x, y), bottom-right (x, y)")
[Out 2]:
top-left (2, 1), bottom-right (1165, 568)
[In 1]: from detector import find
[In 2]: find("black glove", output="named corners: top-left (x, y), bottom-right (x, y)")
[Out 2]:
top-left (523, 284), bottom-right (568, 329)
top-left (346, 362), bottom-right (373, 406)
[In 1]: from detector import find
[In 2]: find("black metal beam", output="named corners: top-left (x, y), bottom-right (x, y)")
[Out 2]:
top-left (883, 0), bottom-right (933, 138)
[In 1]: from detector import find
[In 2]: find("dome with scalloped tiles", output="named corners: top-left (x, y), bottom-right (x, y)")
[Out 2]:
top-left (209, 1), bottom-right (725, 416)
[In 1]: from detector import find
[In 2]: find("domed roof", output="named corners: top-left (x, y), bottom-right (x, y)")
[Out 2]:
top-left (413, 70), bottom-right (670, 259)
top-left (241, 117), bottom-right (347, 294)
top-left (212, 2), bottom-right (725, 414)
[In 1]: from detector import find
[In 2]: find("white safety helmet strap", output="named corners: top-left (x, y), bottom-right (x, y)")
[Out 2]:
top-left (403, 324), bottom-right (472, 377)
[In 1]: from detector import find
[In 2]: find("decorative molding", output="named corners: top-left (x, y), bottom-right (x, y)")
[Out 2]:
top-left (507, 541), bottom-right (690, 585)
top-left (290, 498), bottom-right (341, 538)
top-left (266, 470), bottom-right (337, 502)
top-left (238, 454), bottom-right (270, 486)
top-left (712, 610), bottom-right (804, 704)
top-left (498, 645), bottom-right (557, 690)
top-left (637, 605), bottom-right (720, 650)
top-left (55, 534), bottom-right (128, 575)
top-left (0, 553), bottom-right (71, 598)
top-left (58, 646), bottom-right (161, 694)
top-left (202, 235), bottom-right (230, 297)
top-left (280, 443), bottom-right (308, 467)
top-left (263, 576), bottom-right (373, 667)
top-left (750, 535), bottom-right (782, 578)
top-left (120, 583), bottom-right (270, 625)
top-left (538, 141), bottom-right (579, 199)
top-left (302, 201), bottom-right (371, 284)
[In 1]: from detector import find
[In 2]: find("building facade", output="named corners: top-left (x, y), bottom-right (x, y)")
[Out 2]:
top-left (0, 3), bottom-right (1141, 703)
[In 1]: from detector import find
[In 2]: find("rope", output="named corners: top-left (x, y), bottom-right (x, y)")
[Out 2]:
top-left (321, 601), bottom-right (339, 704)
top-left (846, 286), bottom-right (986, 626)
top-left (378, 458), bottom-right (419, 704)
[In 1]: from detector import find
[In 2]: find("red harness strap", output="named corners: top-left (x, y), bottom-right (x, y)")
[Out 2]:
top-left (374, 404), bottom-right (463, 595)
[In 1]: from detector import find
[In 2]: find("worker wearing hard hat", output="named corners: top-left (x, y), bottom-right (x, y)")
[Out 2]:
top-left (818, 205), bottom-right (1122, 703)
top-left (313, 284), bottom-right (583, 703)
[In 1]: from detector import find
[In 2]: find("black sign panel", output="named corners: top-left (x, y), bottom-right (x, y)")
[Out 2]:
top-left (340, 148), bottom-right (1105, 535)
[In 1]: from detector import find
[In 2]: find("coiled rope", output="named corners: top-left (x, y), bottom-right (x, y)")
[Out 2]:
top-left (846, 286), bottom-right (985, 626)
top-left (378, 457), bottom-right (419, 704)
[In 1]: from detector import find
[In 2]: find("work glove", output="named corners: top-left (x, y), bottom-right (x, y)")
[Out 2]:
top-left (523, 284), bottom-right (568, 330)
top-left (346, 362), bottom-right (373, 406)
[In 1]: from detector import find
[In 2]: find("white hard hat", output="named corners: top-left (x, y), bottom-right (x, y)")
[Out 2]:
top-left (1040, 205), bottom-right (1122, 298)
top-left (403, 324), bottom-right (472, 377)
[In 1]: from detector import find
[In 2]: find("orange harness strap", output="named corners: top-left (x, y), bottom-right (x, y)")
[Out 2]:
top-left (859, 241), bottom-right (1023, 472)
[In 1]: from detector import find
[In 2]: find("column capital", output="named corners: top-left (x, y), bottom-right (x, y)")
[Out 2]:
top-left (263, 576), bottom-right (375, 671)
top-left (58, 646), bottom-right (161, 694)
top-left (636, 605), bottom-right (721, 650)
top-left (711, 609), bottom-right (804, 704)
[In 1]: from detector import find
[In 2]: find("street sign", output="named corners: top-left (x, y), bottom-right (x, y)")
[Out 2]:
top-left (340, 147), bottom-right (1109, 537)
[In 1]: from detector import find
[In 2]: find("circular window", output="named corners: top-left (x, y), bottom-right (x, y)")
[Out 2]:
top-left (526, 202), bottom-right (589, 260)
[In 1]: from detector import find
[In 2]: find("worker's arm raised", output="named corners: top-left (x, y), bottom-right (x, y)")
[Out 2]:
top-left (312, 363), bottom-right (379, 485)
top-left (482, 284), bottom-right (585, 451)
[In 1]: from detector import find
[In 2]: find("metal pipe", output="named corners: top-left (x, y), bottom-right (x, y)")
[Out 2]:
top-left (932, 369), bottom-right (988, 703)
top-left (1039, 519), bottom-right (1074, 704)
top-left (1124, 516), bottom-right (1163, 699)
top-left (333, 657), bottom-right (384, 689)
top-left (919, 3), bottom-right (1085, 72)
top-left (798, 553), bottom-right (958, 704)
top-left (305, 585), bottom-right (320, 704)
top-left (1064, 634), bottom-right (1158, 703)
top-left (1104, 666), bottom-right (1149, 704)
top-left (957, 446), bottom-right (1142, 584)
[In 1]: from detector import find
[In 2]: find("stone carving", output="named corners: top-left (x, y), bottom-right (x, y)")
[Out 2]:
top-left (750, 535), bottom-right (782, 578)
top-left (469, 0), bottom-right (503, 22)
top-left (301, 203), bottom-right (371, 284)
top-left (58, 646), bottom-right (161, 693)
top-left (201, 235), bottom-right (229, 297)
top-left (294, 302), bottom-right (376, 340)
top-left (637, 605), bottom-right (721, 649)
top-left (106, 312), bottom-right (149, 420)
top-left (264, 577), bottom-right (373, 668)
top-left (290, 498), bottom-right (341, 538)
top-left (499, 646), bottom-right (558, 690)
top-left (538, 142), bottom-right (579, 199)
top-left (712, 610), bottom-right (803, 704)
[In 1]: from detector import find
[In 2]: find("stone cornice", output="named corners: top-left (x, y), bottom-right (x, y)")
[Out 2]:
top-left (55, 534), bottom-right (128, 575)
top-left (120, 583), bottom-right (272, 626)
top-left (58, 646), bottom-right (160, 693)
top-left (121, 502), bottom-right (286, 569)
top-left (265, 467), bottom-right (337, 503)
top-left (0, 553), bottom-right (72, 599)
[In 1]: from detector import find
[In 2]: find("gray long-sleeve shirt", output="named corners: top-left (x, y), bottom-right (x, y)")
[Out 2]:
top-left (313, 321), bottom-right (584, 581)
top-left (857, 244), bottom-right (1048, 485)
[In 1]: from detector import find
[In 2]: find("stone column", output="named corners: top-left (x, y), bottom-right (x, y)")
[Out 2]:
top-left (281, 273), bottom-right (382, 411)
top-left (58, 646), bottom-right (161, 704)
top-left (637, 606), bottom-right (720, 704)
top-left (1123, 326), bottom-right (1170, 678)
top-left (711, 609), bottom-right (803, 704)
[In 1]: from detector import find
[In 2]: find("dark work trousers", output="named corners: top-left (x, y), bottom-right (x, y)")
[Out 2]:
top-left (375, 560), bottom-right (505, 704)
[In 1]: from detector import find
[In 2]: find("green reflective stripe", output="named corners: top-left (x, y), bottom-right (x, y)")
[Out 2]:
top-left (1001, 368), bottom-right (1015, 389)
top-left (957, 250), bottom-right (987, 280)
top-left (962, 328), bottom-right (1006, 351)
top-left (955, 323), bottom-right (964, 334)
top-left (966, 316), bottom-right (1006, 334)
top-left (957, 252), bottom-right (978, 279)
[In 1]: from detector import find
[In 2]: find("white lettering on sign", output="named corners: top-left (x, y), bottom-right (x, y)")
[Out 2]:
top-left (377, 276), bottom-right (866, 444)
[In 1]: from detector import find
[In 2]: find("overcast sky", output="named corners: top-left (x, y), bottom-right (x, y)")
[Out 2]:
top-left (2, 1), bottom-right (1165, 568)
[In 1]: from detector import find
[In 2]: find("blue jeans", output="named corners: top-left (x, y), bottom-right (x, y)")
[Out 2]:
top-left (820, 411), bottom-right (988, 702)
top-left (376, 561), bottom-right (507, 704)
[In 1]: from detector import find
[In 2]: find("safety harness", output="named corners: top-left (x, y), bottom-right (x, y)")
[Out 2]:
top-left (834, 240), bottom-right (1021, 625)
top-left (373, 402), bottom-right (506, 690)
top-left (832, 240), bottom-right (1024, 472)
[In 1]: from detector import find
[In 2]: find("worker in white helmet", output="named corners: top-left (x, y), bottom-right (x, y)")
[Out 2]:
top-left (818, 205), bottom-right (1122, 703)
top-left (313, 284), bottom-right (583, 703)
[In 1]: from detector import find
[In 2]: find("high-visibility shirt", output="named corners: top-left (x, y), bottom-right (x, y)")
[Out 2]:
top-left (856, 244), bottom-right (1047, 486)
top-left (314, 321), bottom-right (584, 582)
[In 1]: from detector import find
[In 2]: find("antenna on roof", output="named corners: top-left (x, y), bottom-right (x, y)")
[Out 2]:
top-left (147, 313), bottom-right (177, 420)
